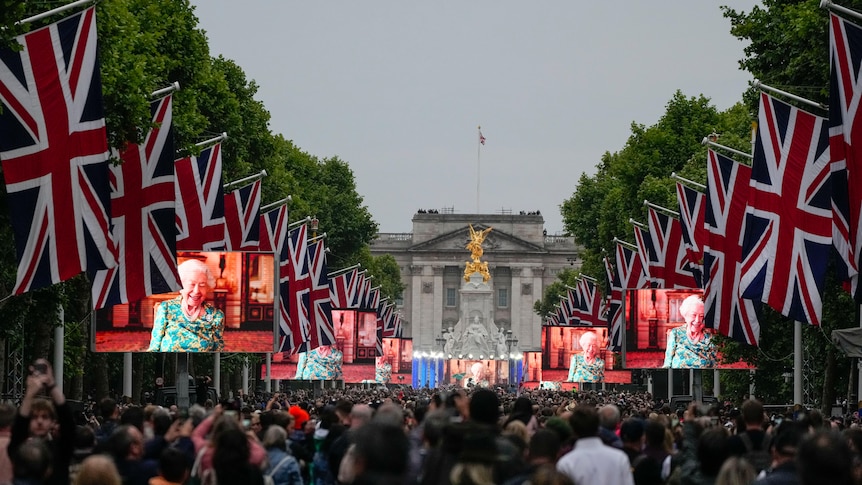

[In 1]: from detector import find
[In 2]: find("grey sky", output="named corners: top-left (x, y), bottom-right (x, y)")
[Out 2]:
top-left (192, 1), bottom-right (758, 235)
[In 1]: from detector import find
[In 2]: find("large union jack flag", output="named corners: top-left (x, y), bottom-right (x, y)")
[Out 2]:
top-left (259, 204), bottom-right (288, 254)
top-left (574, 276), bottom-right (603, 326)
top-left (329, 267), bottom-right (358, 309)
top-left (223, 179), bottom-right (261, 250)
top-left (296, 239), bottom-right (334, 353)
top-left (616, 240), bottom-right (649, 291)
top-left (279, 224), bottom-right (310, 353)
top-left (603, 255), bottom-right (623, 352)
top-left (830, 13), bottom-right (862, 299)
top-left (90, 95), bottom-right (180, 309)
top-left (676, 182), bottom-right (705, 288)
top-left (632, 222), bottom-right (658, 288)
top-left (646, 207), bottom-right (699, 289)
top-left (740, 92), bottom-right (832, 326)
top-left (175, 143), bottom-right (225, 251)
top-left (704, 149), bottom-right (762, 345)
top-left (0, 7), bottom-right (116, 294)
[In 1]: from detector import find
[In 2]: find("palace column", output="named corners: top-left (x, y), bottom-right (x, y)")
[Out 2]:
top-left (409, 264), bottom-right (423, 349)
top-left (510, 267), bottom-right (523, 341)
top-left (432, 265), bottom-right (444, 351)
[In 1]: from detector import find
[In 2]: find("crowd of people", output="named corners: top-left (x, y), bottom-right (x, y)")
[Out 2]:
top-left (3, 358), bottom-right (862, 485)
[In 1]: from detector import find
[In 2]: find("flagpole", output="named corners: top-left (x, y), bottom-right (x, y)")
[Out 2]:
top-left (477, 125), bottom-right (482, 213)
top-left (629, 219), bottom-right (647, 229)
top-left (289, 216), bottom-right (312, 229)
top-left (754, 80), bottom-right (827, 111)
top-left (643, 200), bottom-right (681, 218)
top-left (821, 0), bottom-right (862, 23)
top-left (151, 82), bottom-right (180, 99)
top-left (16, 0), bottom-right (96, 25)
top-left (612, 237), bottom-right (639, 251)
top-left (195, 132), bottom-right (228, 148)
top-left (702, 139), bottom-right (753, 160)
top-left (671, 172), bottom-right (706, 191)
top-left (309, 232), bottom-right (327, 243)
top-left (328, 263), bottom-right (361, 278)
top-left (224, 169), bottom-right (268, 191)
top-left (261, 195), bottom-right (291, 213)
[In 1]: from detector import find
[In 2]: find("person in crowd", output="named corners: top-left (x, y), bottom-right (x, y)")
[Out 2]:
top-left (567, 331), bottom-right (605, 382)
top-left (753, 421), bottom-right (806, 484)
top-left (148, 259), bottom-right (225, 351)
top-left (69, 425), bottom-right (96, 484)
top-left (11, 438), bottom-right (53, 485)
top-left (8, 358), bottom-right (76, 485)
top-left (450, 431), bottom-right (498, 485)
top-left (148, 447), bottom-right (189, 485)
top-left (311, 405), bottom-right (347, 485)
top-left (329, 403), bottom-right (373, 481)
top-left (504, 396), bottom-right (539, 438)
top-left (262, 425), bottom-right (303, 485)
top-left (190, 405), bottom-right (266, 480)
top-left (556, 404), bottom-right (633, 485)
top-left (345, 421), bottom-right (410, 485)
top-left (502, 429), bottom-right (563, 485)
top-left (375, 355), bottom-right (393, 384)
top-left (727, 399), bottom-right (772, 474)
top-left (106, 423), bottom-right (158, 485)
top-left (0, 402), bottom-right (15, 484)
top-left (207, 427), bottom-right (266, 485)
top-left (75, 454), bottom-right (122, 485)
top-left (294, 344), bottom-right (344, 380)
top-left (634, 419), bottom-right (671, 485)
top-left (797, 430), bottom-right (854, 485)
top-left (620, 418), bottom-right (646, 464)
top-left (598, 404), bottom-right (623, 449)
top-left (715, 456), bottom-right (756, 485)
top-left (663, 295), bottom-right (718, 368)
top-left (94, 397), bottom-right (120, 445)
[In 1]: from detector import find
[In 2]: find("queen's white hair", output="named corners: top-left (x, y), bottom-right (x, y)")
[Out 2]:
top-left (177, 259), bottom-right (215, 288)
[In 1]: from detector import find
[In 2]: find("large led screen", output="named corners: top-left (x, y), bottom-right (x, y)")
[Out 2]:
top-left (624, 288), bottom-right (751, 369)
top-left (93, 251), bottom-right (277, 352)
top-left (541, 326), bottom-right (611, 383)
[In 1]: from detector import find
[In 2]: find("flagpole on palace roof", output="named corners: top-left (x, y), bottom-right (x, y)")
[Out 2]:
top-left (16, 0), bottom-right (96, 25)
top-left (643, 200), bottom-right (680, 218)
top-left (224, 170), bottom-right (267, 191)
top-left (477, 125), bottom-right (483, 213)
top-left (821, 0), bottom-right (862, 23)
top-left (671, 172), bottom-right (706, 191)
top-left (261, 195), bottom-right (291, 213)
top-left (151, 82), bottom-right (180, 99)
top-left (753, 80), bottom-right (827, 111)
top-left (195, 132), bottom-right (228, 148)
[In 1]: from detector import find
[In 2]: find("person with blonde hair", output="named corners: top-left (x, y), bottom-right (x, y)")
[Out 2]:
top-left (75, 454), bottom-right (122, 485)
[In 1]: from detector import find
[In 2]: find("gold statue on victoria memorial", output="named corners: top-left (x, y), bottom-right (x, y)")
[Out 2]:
top-left (464, 224), bottom-right (493, 282)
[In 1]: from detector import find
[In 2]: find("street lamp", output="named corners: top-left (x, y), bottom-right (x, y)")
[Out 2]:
top-left (309, 216), bottom-right (319, 238)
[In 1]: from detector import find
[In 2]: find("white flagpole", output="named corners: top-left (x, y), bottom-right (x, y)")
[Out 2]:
top-left (477, 125), bottom-right (482, 213)
top-left (16, 0), bottom-right (96, 25)
top-left (224, 169), bottom-right (267, 191)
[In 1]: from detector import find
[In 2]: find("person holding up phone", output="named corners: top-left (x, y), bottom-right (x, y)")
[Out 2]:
top-left (8, 358), bottom-right (76, 485)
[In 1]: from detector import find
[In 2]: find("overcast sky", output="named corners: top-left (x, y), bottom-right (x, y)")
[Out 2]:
top-left (192, 1), bottom-right (758, 235)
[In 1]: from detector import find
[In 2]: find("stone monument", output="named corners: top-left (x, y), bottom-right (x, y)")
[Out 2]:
top-left (444, 225), bottom-right (508, 358)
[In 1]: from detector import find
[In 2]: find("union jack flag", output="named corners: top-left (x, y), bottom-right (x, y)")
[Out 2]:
top-left (676, 182), bottom-right (705, 288)
top-left (603, 255), bottom-right (623, 353)
top-left (279, 224), bottom-right (310, 353)
top-left (349, 272), bottom-right (367, 309)
top-left (704, 149), bottom-right (762, 345)
top-left (329, 267), bottom-right (358, 309)
top-left (0, 7), bottom-right (116, 294)
top-left (740, 92), bottom-right (832, 326)
top-left (366, 286), bottom-right (381, 313)
top-left (381, 303), bottom-right (400, 338)
top-left (90, 95), bottom-right (180, 309)
top-left (259, 204), bottom-right (288, 253)
top-left (829, 13), bottom-right (862, 298)
top-left (223, 179), bottom-right (261, 250)
top-left (632, 222), bottom-right (657, 287)
top-left (175, 144), bottom-right (225, 251)
top-left (354, 274), bottom-right (373, 309)
top-left (575, 277), bottom-right (603, 326)
top-left (646, 207), bottom-right (699, 289)
top-left (565, 288), bottom-right (580, 326)
top-left (391, 312), bottom-right (403, 338)
top-left (615, 240), bottom-right (649, 291)
top-left (296, 239), bottom-right (334, 353)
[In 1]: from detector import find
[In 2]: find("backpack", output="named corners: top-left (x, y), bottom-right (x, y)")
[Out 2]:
top-left (739, 432), bottom-right (773, 473)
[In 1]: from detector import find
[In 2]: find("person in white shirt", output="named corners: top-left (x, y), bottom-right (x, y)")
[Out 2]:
top-left (556, 404), bottom-right (634, 485)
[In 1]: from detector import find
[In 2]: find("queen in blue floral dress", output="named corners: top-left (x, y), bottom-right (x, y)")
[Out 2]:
top-left (148, 259), bottom-right (225, 352)
top-left (567, 331), bottom-right (605, 382)
top-left (294, 345), bottom-right (344, 380)
top-left (663, 295), bottom-right (717, 368)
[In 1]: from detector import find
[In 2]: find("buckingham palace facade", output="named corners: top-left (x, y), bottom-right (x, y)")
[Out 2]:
top-left (369, 211), bottom-right (582, 355)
